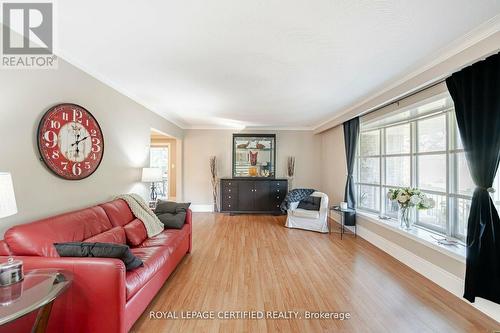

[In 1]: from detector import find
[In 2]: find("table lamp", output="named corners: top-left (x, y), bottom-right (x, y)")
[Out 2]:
top-left (141, 168), bottom-right (162, 201)
top-left (0, 172), bottom-right (23, 288)
top-left (0, 172), bottom-right (17, 219)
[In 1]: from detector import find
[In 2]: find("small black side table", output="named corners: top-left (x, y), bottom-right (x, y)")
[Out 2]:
top-left (330, 206), bottom-right (356, 239)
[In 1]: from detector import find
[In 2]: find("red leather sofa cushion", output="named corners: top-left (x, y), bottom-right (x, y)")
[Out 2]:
top-left (138, 224), bottom-right (190, 249)
top-left (123, 219), bottom-right (148, 246)
top-left (125, 247), bottom-right (170, 300)
top-left (4, 206), bottom-right (113, 257)
top-left (0, 240), bottom-right (11, 256)
top-left (100, 199), bottom-right (135, 227)
top-left (84, 226), bottom-right (126, 244)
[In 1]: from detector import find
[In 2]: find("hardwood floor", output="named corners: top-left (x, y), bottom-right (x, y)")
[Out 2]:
top-left (131, 213), bottom-right (499, 332)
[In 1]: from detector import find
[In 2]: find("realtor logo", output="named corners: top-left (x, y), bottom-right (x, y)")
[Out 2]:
top-left (1, 1), bottom-right (57, 68)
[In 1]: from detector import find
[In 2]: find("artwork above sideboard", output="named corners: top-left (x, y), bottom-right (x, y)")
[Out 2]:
top-left (232, 134), bottom-right (276, 178)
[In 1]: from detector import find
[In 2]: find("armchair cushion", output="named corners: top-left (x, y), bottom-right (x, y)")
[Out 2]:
top-left (292, 209), bottom-right (320, 219)
top-left (297, 196), bottom-right (322, 211)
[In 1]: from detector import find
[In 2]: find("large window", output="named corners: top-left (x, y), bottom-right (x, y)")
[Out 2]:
top-left (356, 92), bottom-right (499, 241)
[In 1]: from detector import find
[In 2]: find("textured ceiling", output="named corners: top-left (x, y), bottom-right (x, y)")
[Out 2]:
top-left (54, 1), bottom-right (500, 129)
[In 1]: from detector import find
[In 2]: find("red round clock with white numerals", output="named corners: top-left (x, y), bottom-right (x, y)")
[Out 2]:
top-left (37, 104), bottom-right (104, 180)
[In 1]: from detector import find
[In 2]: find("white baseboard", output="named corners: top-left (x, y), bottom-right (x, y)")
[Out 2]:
top-left (356, 224), bottom-right (500, 323)
top-left (190, 204), bottom-right (214, 212)
top-left (328, 213), bottom-right (355, 233)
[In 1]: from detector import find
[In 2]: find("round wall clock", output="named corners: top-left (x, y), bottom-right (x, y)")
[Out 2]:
top-left (37, 103), bottom-right (104, 180)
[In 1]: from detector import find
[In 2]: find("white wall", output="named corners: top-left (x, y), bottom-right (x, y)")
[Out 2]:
top-left (319, 125), bottom-right (347, 205)
top-left (183, 129), bottom-right (322, 208)
top-left (0, 58), bottom-right (183, 236)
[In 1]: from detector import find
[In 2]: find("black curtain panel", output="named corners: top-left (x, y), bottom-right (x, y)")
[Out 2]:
top-left (446, 52), bottom-right (500, 304)
top-left (343, 117), bottom-right (359, 226)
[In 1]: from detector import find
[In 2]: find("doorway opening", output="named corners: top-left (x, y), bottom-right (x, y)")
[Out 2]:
top-left (150, 129), bottom-right (178, 201)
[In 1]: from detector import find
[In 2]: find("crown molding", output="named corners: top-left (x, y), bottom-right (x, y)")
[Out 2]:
top-left (313, 15), bottom-right (500, 134)
top-left (184, 125), bottom-right (314, 131)
top-left (243, 126), bottom-right (314, 131)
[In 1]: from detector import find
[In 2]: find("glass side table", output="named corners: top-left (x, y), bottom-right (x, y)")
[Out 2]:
top-left (0, 269), bottom-right (72, 332)
top-left (330, 206), bottom-right (356, 239)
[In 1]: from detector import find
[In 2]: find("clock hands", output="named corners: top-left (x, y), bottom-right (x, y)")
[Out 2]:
top-left (68, 125), bottom-right (81, 158)
top-left (72, 136), bottom-right (89, 157)
top-left (71, 136), bottom-right (89, 147)
top-left (74, 133), bottom-right (80, 156)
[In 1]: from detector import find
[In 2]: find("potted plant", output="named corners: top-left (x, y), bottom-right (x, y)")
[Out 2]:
top-left (387, 188), bottom-right (435, 230)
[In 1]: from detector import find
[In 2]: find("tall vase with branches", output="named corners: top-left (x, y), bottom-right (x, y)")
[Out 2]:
top-left (209, 156), bottom-right (219, 212)
top-left (287, 156), bottom-right (295, 191)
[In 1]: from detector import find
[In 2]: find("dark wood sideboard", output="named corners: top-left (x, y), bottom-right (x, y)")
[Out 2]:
top-left (220, 178), bottom-right (288, 214)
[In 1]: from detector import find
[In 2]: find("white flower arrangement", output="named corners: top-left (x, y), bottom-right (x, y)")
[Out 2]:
top-left (387, 188), bottom-right (435, 210)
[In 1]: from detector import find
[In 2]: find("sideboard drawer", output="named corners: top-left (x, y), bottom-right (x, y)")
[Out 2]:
top-left (272, 193), bottom-right (284, 202)
top-left (271, 180), bottom-right (286, 188)
top-left (222, 193), bottom-right (236, 204)
top-left (220, 179), bottom-right (287, 213)
top-left (270, 187), bottom-right (285, 195)
top-left (222, 201), bottom-right (235, 211)
top-left (221, 181), bottom-right (237, 193)
top-left (270, 181), bottom-right (287, 192)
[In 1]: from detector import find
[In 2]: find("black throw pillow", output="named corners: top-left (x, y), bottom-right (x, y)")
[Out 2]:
top-left (297, 196), bottom-right (322, 211)
top-left (156, 211), bottom-right (187, 229)
top-left (174, 202), bottom-right (191, 213)
top-left (155, 200), bottom-right (191, 215)
top-left (54, 242), bottom-right (143, 271)
top-left (154, 200), bottom-right (178, 214)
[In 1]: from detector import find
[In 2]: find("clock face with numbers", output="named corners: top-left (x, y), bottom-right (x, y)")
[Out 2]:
top-left (37, 104), bottom-right (104, 180)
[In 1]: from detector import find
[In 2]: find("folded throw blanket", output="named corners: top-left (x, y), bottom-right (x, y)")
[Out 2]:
top-left (280, 188), bottom-right (315, 212)
top-left (115, 194), bottom-right (164, 237)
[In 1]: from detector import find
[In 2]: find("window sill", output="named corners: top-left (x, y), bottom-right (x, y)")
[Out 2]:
top-left (356, 211), bottom-right (466, 263)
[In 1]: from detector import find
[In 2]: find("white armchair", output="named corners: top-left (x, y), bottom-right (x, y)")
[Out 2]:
top-left (285, 191), bottom-right (329, 233)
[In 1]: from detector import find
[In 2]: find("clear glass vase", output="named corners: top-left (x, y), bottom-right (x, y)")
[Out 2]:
top-left (398, 206), bottom-right (414, 230)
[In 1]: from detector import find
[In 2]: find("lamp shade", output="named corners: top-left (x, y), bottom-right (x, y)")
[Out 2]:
top-left (0, 173), bottom-right (17, 219)
top-left (141, 168), bottom-right (162, 182)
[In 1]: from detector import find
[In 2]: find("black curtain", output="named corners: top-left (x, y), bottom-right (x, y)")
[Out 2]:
top-left (446, 52), bottom-right (500, 304)
top-left (343, 117), bottom-right (359, 226)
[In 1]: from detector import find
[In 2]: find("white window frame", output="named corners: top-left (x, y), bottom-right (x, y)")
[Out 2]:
top-left (355, 100), bottom-right (471, 242)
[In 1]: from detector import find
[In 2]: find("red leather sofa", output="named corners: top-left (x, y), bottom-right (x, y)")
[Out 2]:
top-left (0, 199), bottom-right (192, 333)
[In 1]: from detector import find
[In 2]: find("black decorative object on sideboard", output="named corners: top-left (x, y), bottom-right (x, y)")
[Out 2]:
top-left (220, 178), bottom-right (287, 214)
